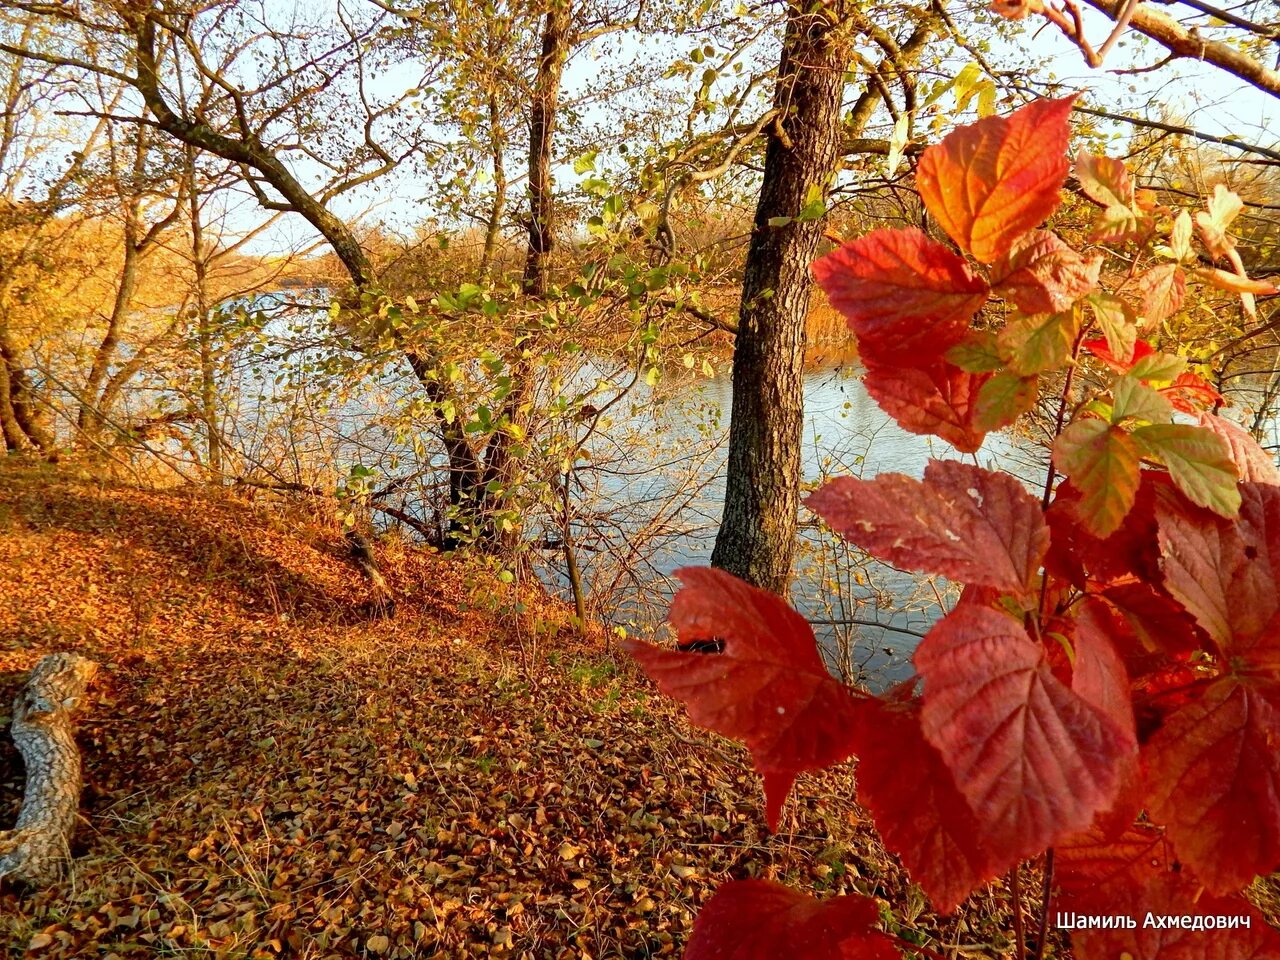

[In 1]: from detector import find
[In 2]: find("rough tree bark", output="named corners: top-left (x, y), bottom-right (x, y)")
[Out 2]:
top-left (0, 653), bottom-right (98, 887)
top-left (710, 5), bottom-right (853, 594)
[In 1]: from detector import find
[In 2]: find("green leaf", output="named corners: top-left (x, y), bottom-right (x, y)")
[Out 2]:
top-left (645, 366), bottom-right (661, 387)
top-left (1086, 293), bottom-right (1135, 365)
top-left (1129, 351), bottom-right (1187, 383)
top-left (573, 149), bottom-right (599, 175)
top-left (945, 331), bottom-right (1003, 373)
top-left (1053, 419), bottom-right (1141, 537)
top-left (974, 372), bottom-right (1038, 431)
top-left (1111, 376), bottom-right (1173, 425)
top-left (767, 216), bottom-right (792, 228)
top-left (998, 310), bottom-right (1078, 376)
top-left (1133, 423), bottom-right (1241, 518)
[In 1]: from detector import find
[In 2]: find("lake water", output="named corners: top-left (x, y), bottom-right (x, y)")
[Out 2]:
top-left (210, 297), bottom-right (1277, 689)
top-left (535, 353), bottom-right (1047, 687)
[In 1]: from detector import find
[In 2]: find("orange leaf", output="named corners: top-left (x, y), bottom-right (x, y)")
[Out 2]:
top-left (916, 96), bottom-right (1075, 263)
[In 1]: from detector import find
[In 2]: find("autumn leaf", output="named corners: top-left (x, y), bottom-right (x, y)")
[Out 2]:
top-left (1129, 349), bottom-right (1187, 383)
top-left (1085, 293), bottom-right (1137, 361)
top-left (1133, 263), bottom-right (1185, 325)
top-left (1089, 202), bottom-right (1153, 245)
top-left (846, 697), bottom-right (996, 914)
top-left (1055, 819), bottom-right (1169, 897)
top-left (1045, 473), bottom-right (1170, 590)
top-left (806, 459), bottom-right (1049, 602)
top-left (1154, 482), bottom-right (1280, 654)
top-left (1053, 419), bottom-right (1142, 537)
top-left (945, 330), bottom-right (1004, 372)
top-left (862, 360), bottom-right (990, 452)
top-left (1195, 266), bottom-right (1279, 296)
top-left (1199, 413), bottom-right (1280, 485)
top-left (683, 880), bottom-right (898, 960)
top-left (1160, 372), bottom-right (1224, 415)
top-left (915, 605), bottom-right (1136, 864)
top-left (916, 95), bottom-right (1075, 263)
top-left (1073, 599), bottom-right (1138, 746)
top-left (1101, 580), bottom-right (1208, 660)
top-left (1111, 375), bottom-right (1173, 425)
top-left (1083, 335), bottom-right (1151, 374)
top-left (1194, 183), bottom-right (1244, 260)
top-left (991, 230), bottom-right (1101, 314)
top-left (1132, 423), bottom-right (1240, 519)
top-left (997, 309), bottom-right (1079, 376)
top-left (1075, 152), bottom-right (1134, 208)
top-left (622, 567), bottom-right (862, 830)
top-left (1143, 677), bottom-right (1280, 894)
top-left (1168, 209), bottom-right (1193, 261)
top-left (811, 228), bottom-right (990, 364)
top-left (973, 370), bottom-right (1038, 431)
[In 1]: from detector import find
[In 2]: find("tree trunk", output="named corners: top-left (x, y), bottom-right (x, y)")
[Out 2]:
top-left (0, 346), bottom-right (28, 451)
top-left (476, 0), bottom-right (571, 549)
top-left (521, 2), bottom-right (569, 299)
top-left (480, 87), bottom-right (508, 281)
top-left (0, 653), bottom-right (98, 888)
top-left (0, 332), bottom-right (50, 452)
top-left (710, 6), bottom-right (852, 594)
top-left (187, 149), bottom-right (221, 476)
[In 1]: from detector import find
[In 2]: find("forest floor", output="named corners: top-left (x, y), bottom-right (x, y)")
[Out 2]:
top-left (0, 460), bottom-right (1019, 958)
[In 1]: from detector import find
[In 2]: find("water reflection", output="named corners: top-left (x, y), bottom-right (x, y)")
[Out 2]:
top-left (552, 356), bottom-right (1048, 690)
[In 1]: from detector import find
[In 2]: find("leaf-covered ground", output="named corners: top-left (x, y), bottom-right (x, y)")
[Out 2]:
top-left (0, 461), bottom-right (1035, 957)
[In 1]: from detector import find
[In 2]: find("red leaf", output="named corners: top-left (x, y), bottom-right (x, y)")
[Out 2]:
top-left (1155, 482), bottom-right (1280, 654)
top-left (1083, 337), bottom-right (1155, 374)
top-left (1160, 372), bottom-right (1223, 415)
top-left (1068, 872), bottom-right (1280, 959)
top-left (1199, 413), bottom-right (1280, 485)
top-left (622, 568), bottom-right (861, 830)
top-left (915, 605), bottom-right (1136, 864)
top-left (1055, 819), bottom-right (1169, 894)
top-left (805, 459), bottom-right (1049, 603)
top-left (991, 230), bottom-right (1102, 313)
top-left (1134, 262), bottom-right (1186, 324)
top-left (916, 96), bottom-right (1075, 264)
top-left (1045, 478), bottom-right (1165, 588)
top-left (1073, 599), bottom-right (1138, 745)
top-left (847, 697), bottom-right (996, 914)
top-left (1143, 676), bottom-right (1280, 894)
top-left (862, 361), bottom-right (989, 453)
top-left (812, 228), bottom-right (989, 364)
top-left (1100, 581), bottom-right (1207, 661)
top-left (684, 879), bottom-right (898, 960)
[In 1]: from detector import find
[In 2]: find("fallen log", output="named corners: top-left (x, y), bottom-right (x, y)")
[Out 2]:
top-left (0, 653), bottom-right (98, 888)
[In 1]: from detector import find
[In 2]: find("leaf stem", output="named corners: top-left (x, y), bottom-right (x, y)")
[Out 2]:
top-left (1011, 865), bottom-right (1027, 960)
top-left (1035, 848), bottom-right (1056, 960)
top-left (1040, 358), bottom-right (1078, 511)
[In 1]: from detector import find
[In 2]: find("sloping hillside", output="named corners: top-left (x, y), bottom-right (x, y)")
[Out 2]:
top-left (0, 461), bottom-right (997, 958)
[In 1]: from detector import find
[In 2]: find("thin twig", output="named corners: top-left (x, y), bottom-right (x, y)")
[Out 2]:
top-left (1011, 865), bottom-right (1027, 960)
top-left (1035, 849), bottom-right (1056, 960)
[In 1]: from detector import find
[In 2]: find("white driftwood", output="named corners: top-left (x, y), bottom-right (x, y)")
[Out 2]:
top-left (0, 653), bottom-right (98, 887)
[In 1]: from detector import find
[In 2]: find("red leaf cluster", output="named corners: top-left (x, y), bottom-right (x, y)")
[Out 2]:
top-left (628, 96), bottom-right (1280, 959)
